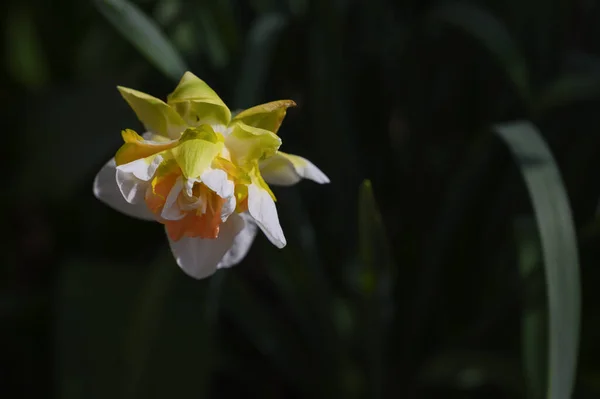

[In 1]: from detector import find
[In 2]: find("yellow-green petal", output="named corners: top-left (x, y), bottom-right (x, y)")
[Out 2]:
top-left (233, 100), bottom-right (296, 134)
top-left (252, 167), bottom-right (276, 201)
top-left (117, 86), bottom-right (187, 139)
top-left (115, 129), bottom-right (178, 166)
top-left (167, 71), bottom-right (231, 126)
top-left (226, 121), bottom-right (282, 167)
top-left (171, 135), bottom-right (223, 179)
top-left (178, 125), bottom-right (221, 144)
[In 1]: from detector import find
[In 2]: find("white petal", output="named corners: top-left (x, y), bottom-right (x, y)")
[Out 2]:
top-left (161, 177), bottom-right (185, 221)
top-left (167, 213), bottom-right (245, 279)
top-left (93, 158), bottom-right (155, 221)
top-left (297, 159), bottom-right (330, 184)
top-left (142, 131), bottom-right (178, 144)
top-left (218, 213), bottom-right (258, 269)
top-left (116, 166), bottom-right (147, 204)
top-left (221, 195), bottom-right (236, 222)
top-left (117, 154), bottom-right (163, 181)
top-left (247, 184), bottom-right (286, 248)
top-left (211, 123), bottom-right (232, 137)
top-left (260, 152), bottom-right (330, 186)
top-left (184, 178), bottom-right (195, 197)
top-left (201, 168), bottom-right (234, 198)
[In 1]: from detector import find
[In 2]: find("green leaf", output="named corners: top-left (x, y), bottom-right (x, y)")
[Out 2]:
top-left (493, 121), bottom-right (581, 399)
top-left (427, 3), bottom-right (531, 107)
top-left (5, 5), bottom-right (50, 89)
top-left (357, 179), bottom-right (394, 399)
top-left (197, 9), bottom-right (229, 68)
top-left (95, 0), bottom-right (187, 81)
top-left (358, 180), bottom-right (394, 297)
top-left (536, 74), bottom-right (600, 113)
top-left (233, 13), bottom-right (288, 108)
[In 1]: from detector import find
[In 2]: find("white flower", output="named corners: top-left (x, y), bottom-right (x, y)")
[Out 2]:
top-left (93, 72), bottom-right (329, 279)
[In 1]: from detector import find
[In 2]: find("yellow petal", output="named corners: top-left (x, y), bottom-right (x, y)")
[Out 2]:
top-left (115, 129), bottom-right (178, 166)
top-left (117, 86), bottom-right (186, 139)
top-left (177, 125), bottom-right (221, 144)
top-left (233, 100), bottom-right (296, 134)
top-left (167, 71), bottom-right (231, 126)
top-left (226, 121), bottom-right (282, 167)
top-left (213, 157), bottom-right (252, 185)
top-left (252, 167), bottom-right (276, 201)
top-left (171, 134), bottom-right (224, 179)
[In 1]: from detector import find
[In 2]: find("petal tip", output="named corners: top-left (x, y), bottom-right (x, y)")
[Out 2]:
top-left (116, 85), bottom-right (132, 96)
top-left (275, 237), bottom-right (287, 249)
top-left (318, 175), bottom-right (331, 184)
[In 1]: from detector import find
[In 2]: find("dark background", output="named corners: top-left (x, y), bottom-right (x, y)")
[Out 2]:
top-left (3, 0), bottom-right (600, 398)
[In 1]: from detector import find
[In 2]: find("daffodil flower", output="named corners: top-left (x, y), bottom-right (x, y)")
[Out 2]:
top-left (93, 72), bottom-right (329, 279)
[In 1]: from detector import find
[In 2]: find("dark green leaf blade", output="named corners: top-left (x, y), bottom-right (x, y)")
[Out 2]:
top-left (427, 3), bottom-right (531, 107)
top-left (233, 13), bottom-right (287, 108)
top-left (358, 180), bottom-right (394, 297)
top-left (536, 74), bottom-right (600, 113)
top-left (357, 179), bottom-right (394, 399)
top-left (95, 0), bottom-right (187, 81)
top-left (5, 5), bottom-right (50, 89)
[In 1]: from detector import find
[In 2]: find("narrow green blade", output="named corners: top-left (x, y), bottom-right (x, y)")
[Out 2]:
top-left (358, 180), bottom-right (394, 399)
top-left (234, 13), bottom-right (287, 108)
top-left (95, 0), bottom-right (187, 81)
top-left (493, 121), bottom-right (581, 399)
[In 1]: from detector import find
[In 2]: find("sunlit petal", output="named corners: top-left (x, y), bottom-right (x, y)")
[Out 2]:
top-left (260, 151), bottom-right (330, 186)
top-left (218, 213), bottom-right (258, 268)
top-left (161, 177), bottom-right (186, 221)
top-left (201, 168), bottom-right (234, 198)
top-left (117, 86), bottom-right (186, 139)
top-left (168, 213), bottom-right (245, 279)
top-left (226, 122), bottom-right (281, 167)
top-left (117, 154), bottom-right (164, 181)
top-left (221, 195), bottom-right (236, 222)
top-left (247, 183), bottom-right (286, 248)
top-left (167, 72), bottom-right (231, 126)
top-left (232, 100), bottom-right (296, 134)
top-left (93, 159), bottom-right (155, 220)
top-left (172, 128), bottom-right (223, 179)
top-left (115, 129), bottom-right (178, 166)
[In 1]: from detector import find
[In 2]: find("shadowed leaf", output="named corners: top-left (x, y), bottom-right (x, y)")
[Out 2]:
top-left (536, 74), bottom-right (600, 113)
top-left (95, 0), bottom-right (187, 81)
top-left (427, 3), bottom-right (531, 107)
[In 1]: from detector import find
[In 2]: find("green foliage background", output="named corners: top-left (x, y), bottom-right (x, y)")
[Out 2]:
top-left (3, 0), bottom-right (600, 397)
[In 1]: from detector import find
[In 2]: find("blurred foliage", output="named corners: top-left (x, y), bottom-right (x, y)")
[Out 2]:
top-left (3, 0), bottom-right (600, 398)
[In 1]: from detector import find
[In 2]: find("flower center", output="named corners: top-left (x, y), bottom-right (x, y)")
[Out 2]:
top-left (164, 182), bottom-right (226, 241)
top-left (144, 161), bottom-right (228, 241)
